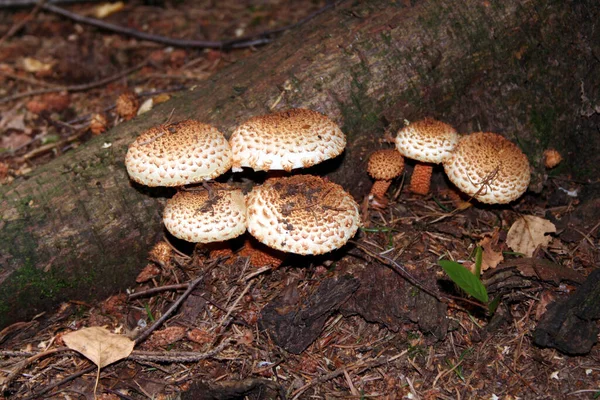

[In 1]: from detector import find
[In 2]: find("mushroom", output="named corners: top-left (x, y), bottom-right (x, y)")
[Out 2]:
top-left (125, 120), bottom-right (232, 187)
top-left (229, 108), bottom-right (346, 172)
top-left (543, 149), bottom-right (562, 169)
top-left (246, 175), bottom-right (360, 255)
top-left (394, 118), bottom-right (459, 195)
top-left (366, 149), bottom-right (404, 203)
top-left (162, 184), bottom-right (246, 243)
top-left (443, 132), bottom-right (531, 204)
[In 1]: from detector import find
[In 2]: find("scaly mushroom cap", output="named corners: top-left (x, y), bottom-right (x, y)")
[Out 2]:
top-left (125, 120), bottom-right (232, 187)
top-left (367, 149), bottom-right (405, 180)
top-left (246, 175), bottom-right (360, 255)
top-left (163, 185), bottom-right (246, 243)
top-left (229, 109), bottom-right (346, 172)
top-left (395, 118), bottom-right (459, 163)
top-left (443, 132), bottom-right (531, 204)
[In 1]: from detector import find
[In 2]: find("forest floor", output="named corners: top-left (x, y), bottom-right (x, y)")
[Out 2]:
top-left (0, 1), bottom-right (599, 399)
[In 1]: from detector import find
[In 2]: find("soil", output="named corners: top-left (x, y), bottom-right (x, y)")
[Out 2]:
top-left (1, 1), bottom-right (599, 399)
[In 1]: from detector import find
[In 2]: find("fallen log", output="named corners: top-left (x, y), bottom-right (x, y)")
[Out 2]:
top-left (0, 0), bottom-right (598, 327)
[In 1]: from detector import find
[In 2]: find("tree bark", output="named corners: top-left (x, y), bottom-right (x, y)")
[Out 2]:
top-left (0, 0), bottom-right (598, 327)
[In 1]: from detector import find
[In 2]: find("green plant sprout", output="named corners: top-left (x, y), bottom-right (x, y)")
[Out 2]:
top-left (438, 247), bottom-right (500, 314)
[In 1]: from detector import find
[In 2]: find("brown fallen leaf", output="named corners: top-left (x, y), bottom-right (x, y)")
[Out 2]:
top-left (136, 263), bottom-right (161, 283)
top-left (506, 215), bottom-right (556, 257)
top-left (477, 231), bottom-right (504, 272)
top-left (63, 326), bottom-right (134, 368)
top-left (148, 326), bottom-right (186, 347)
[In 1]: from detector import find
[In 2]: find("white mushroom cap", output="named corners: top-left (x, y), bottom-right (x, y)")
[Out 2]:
top-left (229, 109), bottom-right (346, 172)
top-left (163, 185), bottom-right (247, 243)
top-left (246, 175), bottom-right (360, 255)
top-left (395, 118), bottom-right (459, 163)
top-left (443, 132), bottom-right (531, 204)
top-left (125, 120), bottom-right (232, 187)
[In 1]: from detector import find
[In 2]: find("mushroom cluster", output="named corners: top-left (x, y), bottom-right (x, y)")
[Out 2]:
top-left (365, 118), bottom-right (531, 210)
top-left (124, 108), bottom-right (360, 263)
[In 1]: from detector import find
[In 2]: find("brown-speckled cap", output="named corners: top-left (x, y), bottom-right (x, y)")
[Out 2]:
top-left (367, 149), bottom-right (404, 180)
top-left (395, 118), bottom-right (459, 163)
top-left (443, 132), bottom-right (531, 204)
top-left (125, 120), bottom-right (232, 187)
top-left (229, 109), bottom-right (346, 172)
top-left (246, 175), bottom-right (360, 255)
top-left (163, 185), bottom-right (247, 243)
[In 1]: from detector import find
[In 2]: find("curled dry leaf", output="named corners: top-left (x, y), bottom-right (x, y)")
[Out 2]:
top-left (136, 263), bottom-right (161, 283)
top-left (148, 326), bottom-right (186, 347)
top-left (94, 2), bottom-right (125, 19)
top-left (506, 215), bottom-right (557, 257)
top-left (63, 326), bottom-right (134, 368)
top-left (478, 233), bottom-right (504, 272)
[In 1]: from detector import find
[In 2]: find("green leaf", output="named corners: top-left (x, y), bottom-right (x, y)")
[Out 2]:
top-left (439, 260), bottom-right (489, 303)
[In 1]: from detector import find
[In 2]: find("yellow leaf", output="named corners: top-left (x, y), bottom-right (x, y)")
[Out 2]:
top-left (22, 57), bottom-right (53, 73)
top-left (63, 326), bottom-right (134, 368)
top-left (506, 215), bottom-right (556, 257)
top-left (94, 2), bottom-right (125, 19)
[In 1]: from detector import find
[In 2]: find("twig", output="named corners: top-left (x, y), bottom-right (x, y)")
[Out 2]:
top-left (133, 270), bottom-right (207, 345)
top-left (497, 359), bottom-right (539, 395)
top-left (127, 283), bottom-right (188, 300)
top-left (351, 240), bottom-right (442, 302)
top-left (0, 0), bottom-right (46, 44)
top-left (40, 1), bottom-right (337, 50)
top-left (290, 351), bottom-right (407, 400)
top-left (0, 59), bottom-right (148, 105)
top-left (1, 347), bottom-right (70, 392)
top-left (128, 339), bottom-right (233, 363)
top-left (22, 364), bottom-right (96, 400)
top-left (219, 280), bottom-right (254, 327)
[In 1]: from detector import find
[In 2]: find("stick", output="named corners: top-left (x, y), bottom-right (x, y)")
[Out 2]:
top-left (39, 1), bottom-right (337, 50)
top-left (133, 271), bottom-right (206, 345)
top-left (0, 60), bottom-right (148, 105)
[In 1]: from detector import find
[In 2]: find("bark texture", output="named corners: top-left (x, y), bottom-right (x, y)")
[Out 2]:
top-left (0, 0), bottom-right (598, 327)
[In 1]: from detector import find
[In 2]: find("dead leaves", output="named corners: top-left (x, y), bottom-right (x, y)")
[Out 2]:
top-left (507, 215), bottom-right (557, 257)
top-left (63, 326), bottom-right (134, 368)
top-left (478, 231), bottom-right (504, 272)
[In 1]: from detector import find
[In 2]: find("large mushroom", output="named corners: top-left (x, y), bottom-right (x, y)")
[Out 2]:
top-left (125, 120), bottom-right (232, 187)
top-left (162, 184), bottom-right (247, 243)
top-left (443, 132), bottom-right (530, 204)
top-left (246, 175), bottom-right (360, 255)
top-left (394, 118), bottom-right (459, 195)
top-left (229, 108), bottom-right (346, 172)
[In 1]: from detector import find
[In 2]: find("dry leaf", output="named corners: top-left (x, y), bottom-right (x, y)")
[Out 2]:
top-left (506, 215), bottom-right (556, 257)
top-left (478, 234), bottom-right (504, 272)
top-left (148, 326), bottom-right (186, 347)
top-left (63, 326), bottom-right (134, 368)
top-left (22, 57), bottom-right (53, 73)
top-left (136, 263), bottom-right (161, 283)
top-left (94, 2), bottom-right (125, 19)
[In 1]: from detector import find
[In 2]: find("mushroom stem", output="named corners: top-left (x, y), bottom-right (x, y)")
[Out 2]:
top-left (369, 179), bottom-right (392, 199)
top-left (409, 163), bottom-right (433, 195)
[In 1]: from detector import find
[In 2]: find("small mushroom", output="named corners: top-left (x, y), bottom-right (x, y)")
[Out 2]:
top-left (543, 149), bottom-right (562, 169)
top-left (394, 118), bottom-right (459, 195)
top-left (246, 175), bottom-right (360, 255)
top-left (229, 108), bottom-right (346, 172)
top-left (163, 185), bottom-right (246, 243)
top-left (367, 149), bottom-right (404, 200)
top-left (125, 120), bottom-right (232, 187)
top-left (443, 132), bottom-right (530, 204)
